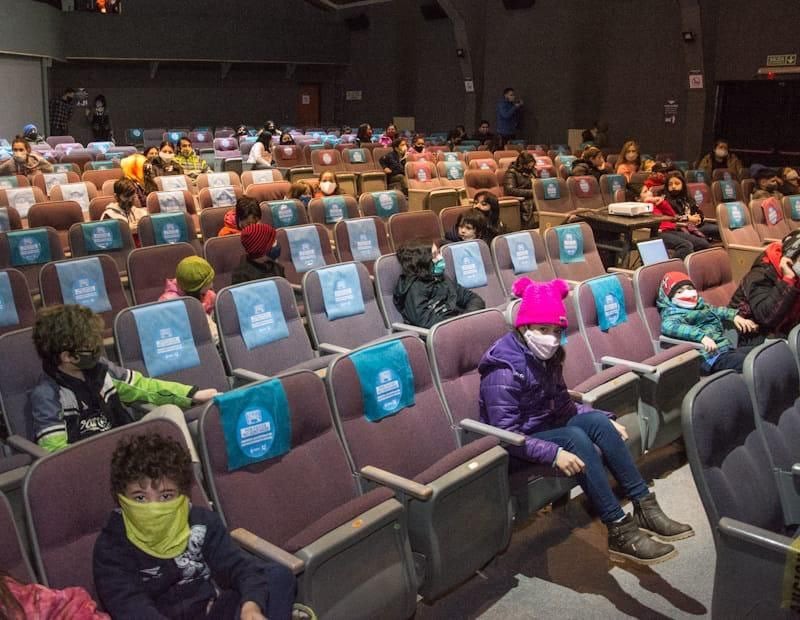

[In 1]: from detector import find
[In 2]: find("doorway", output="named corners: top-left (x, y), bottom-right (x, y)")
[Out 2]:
top-left (297, 83), bottom-right (320, 129)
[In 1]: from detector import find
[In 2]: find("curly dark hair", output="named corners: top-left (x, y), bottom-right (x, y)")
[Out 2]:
top-left (455, 210), bottom-right (488, 239)
top-left (235, 196), bottom-right (262, 228)
top-left (111, 432), bottom-right (192, 498)
top-left (397, 238), bottom-right (437, 280)
top-left (33, 305), bottom-right (104, 368)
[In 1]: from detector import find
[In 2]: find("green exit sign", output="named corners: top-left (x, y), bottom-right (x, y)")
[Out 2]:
top-left (767, 54), bottom-right (797, 66)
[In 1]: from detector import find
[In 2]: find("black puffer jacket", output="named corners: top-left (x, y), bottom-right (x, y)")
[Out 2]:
top-left (393, 274), bottom-right (485, 329)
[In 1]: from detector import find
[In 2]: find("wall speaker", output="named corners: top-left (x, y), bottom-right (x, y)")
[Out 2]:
top-left (345, 14), bottom-right (370, 31)
top-left (502, 0), bottom-right (535, 9)
top-left (420, 2), bottom-right (447, 20)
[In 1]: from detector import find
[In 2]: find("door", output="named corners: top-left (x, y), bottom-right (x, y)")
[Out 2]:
top-left (297, 84), bottom-right (320, 129)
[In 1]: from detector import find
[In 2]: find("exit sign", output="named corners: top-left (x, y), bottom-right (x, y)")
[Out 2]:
top-left (767, 54), bottom-right (797, 66)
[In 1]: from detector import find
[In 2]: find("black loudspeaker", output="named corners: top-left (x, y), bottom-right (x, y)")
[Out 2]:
top-left (502, 0), bottom-right (535, 8)
top-left (420, 2), bottom-right (447, 20)
top-left (345, 14), bottom-right (370, 31)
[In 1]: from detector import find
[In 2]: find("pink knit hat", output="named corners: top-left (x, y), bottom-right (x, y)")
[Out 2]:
top-left (513, 277), bottom-right (570, 328)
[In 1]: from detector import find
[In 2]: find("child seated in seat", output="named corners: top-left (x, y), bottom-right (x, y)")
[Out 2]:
top-left (479, 277), bottom-right (693, 565)
top-left (658, 271), bottom-right (758, 374)
top-left (159, 256), bottom-right (219, 345)
top-left (393, 238), bottom-right (485, 329)
top-left (444, 210), bottom-right (488, 244)
top-left (219, 196), bottom-right (262, 237)
top-left (93, 432), bottom-right (297, 619)
top-left (232, 223), bottom-right (285, 285)
top-left (30, 305), bottom-right (218, 454)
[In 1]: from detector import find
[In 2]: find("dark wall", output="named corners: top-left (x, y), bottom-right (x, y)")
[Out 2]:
top-left (0, 0), bottom-right (64, 58)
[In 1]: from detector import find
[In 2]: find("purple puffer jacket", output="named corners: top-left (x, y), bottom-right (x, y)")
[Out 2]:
top-left (478, 331), bottom-right (612, 465)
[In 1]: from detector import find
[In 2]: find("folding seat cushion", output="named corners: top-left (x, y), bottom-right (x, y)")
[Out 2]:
top-left (199, 372), bottom-right (417, 618)
top-left (0, 227), bottom-right (64, 294)
top-left (533, 178), bottom-right (575, 231)
top-left (599, 173), bottom-right (627, 206)
top-left (544, 222), bottom-right (606, 282)
top-left (567, 175), bottom-right (603, 211)
top-left (783, 195), bottom-right (800, 231)
top-left (198, 185), bottom-right (242, 211)
top-left (146, 189), bottom-right (196, 214)
top-left (126, 242), bottom-right (196, 305)
top-left (682, 371), bottom-right (789, 617)
top-left (274, 224), bottom-right (336, 287)
top-left (0, 268), bottom-right (35, 337)
top-left (358, 190), bottom-right (408, 220)
top-left (260, 199), bottom-right (309, 229)
top-left (216, 277), bottom-right (333, 376)
top-left (24, 418), bottom-right (208, 597)
top-left (716, 202), bottom-right (766, 283)
top-left (68, 219), bottom-right (135, 275)
top-left (576, 273), bottom-right (701, 450)
top-left (441, 239), bottom-right (507, 308)
top-left (302, 261), bottom-right (389, 352)
top-left (326, 333), bottom-right (511, 601)
top-left (203, 234), bottom-right (246, 292)
top-left (333, 216), bottom-right (390, 275)
top-left (245, 181), bottom-right (292, 204)
top-left (491, 230), bottom-right (555, 295)
top-left (749, 198), bottom-right (792, 243)
top-left (33, 170), bottom-right (80, 197)
top-left (685, 247), bottom-right (737, 306)
top-left (39, 255), bottom-right (129, 337)
top-left (387, 211), bottom-right (442, 251)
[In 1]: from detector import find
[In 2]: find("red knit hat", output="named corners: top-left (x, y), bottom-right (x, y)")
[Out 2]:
top-left (660, 271), bottom-right (694, 299)
top-left (240, 223), bottom-right (277, 259)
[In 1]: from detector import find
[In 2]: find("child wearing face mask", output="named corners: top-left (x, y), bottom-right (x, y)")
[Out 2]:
top-left (29, 305), bottom-right (218, 454)
top-left (101, 178), bottom-right (148, 243)
top-left (287, 181), bottom-right (313, 208)
top-left (479, 277), bottom-right (693, 564)
top-left (145, 141), bottom-right (184, 194)
top-left (660, 171), bottom-right (719, 242)
top-left (658, 272), bottom-right (758, 374)
top-left (393, 239), bottom-right (485, 329)
top-left (313, 171), bottom-right (342, 198)
top-left (0, 136), bottom-right (53, 179)
top-left (640, 177), bottom-right (709, 260)
top-left (93, 432), bottom-right (299, 620)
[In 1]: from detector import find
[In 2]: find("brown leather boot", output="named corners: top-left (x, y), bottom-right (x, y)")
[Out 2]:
top-left (633, 493), bottom-right (695, 541)
top-left (607, 514), bottom-right (677, 565)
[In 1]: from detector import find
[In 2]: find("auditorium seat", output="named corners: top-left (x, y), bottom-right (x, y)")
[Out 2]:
top-left (260, 199), bottom-right (309, 229)
top-left (631, 258), bottom-right (693, 350)
top-left (491, 230), bottom-right (555, 294)
top-left (240, 169), bottom-right (284, 190)
top-left (137, 212), bottom-right (201, 252)
top-left (307, 195), bottom-right (359, 242)
top-left (31, 171), bottom-right (78, 197)
top-left (203, 234), bottom-right (246, 292)
top-left (406, 161), bottom-right (459, 213)
top-left (81, 167), bottom-right (122, 192)
top-left (435, 161), bottom-right (468, 197)
top-left (712, 179), bottom-right (744, 205)
top-left (0, 268), bottom-right (35, 337)
top-left (325, 332), bottom-right (512, 601)
top-left (467, 158), bottom-right (498, 172)
top-left (126, 242), bottom-right (197, 305)
top-left (685, 169), bottom-right (709, 185)
top-left (387, 210), bottom-right (443, 250)
top-left (341, 147), bottom-right (387, 194)
top-left (687, 182), bottom-right (715, 221)
top-left (748, 197), bottom-right (792, 243)
top-left (68, 219), bottom-right (135, 276)
top-left (465, 150), bottom-right (493, 165)
top-left (198, 205), bottom-right (230, 240)
top-left (711, 168), bottom-right (734, 182)
top-left (198, 371), bottom-right (417, 618)
top-left (441, 239), bottom-right (507, 308)
top-left (684, 247), bottom-right (738, 306)
top-left (0, 227), bottom-right (64, 294)
top-left (544, 222), bottom-right (607, 283)
top-left (245, 181), bottom-right (292, 203)
top-left (358, 190), bottom-right (407, 220)
top-left (599, 173), bottom-right (627, 206)
top-left (197, 185), bottom-right (242, 211)
top-left (309, 149), bottom-right (357, 196)
top-left (783, 195), bottom-right (800, 231)
top-left (716, 202), bottom-right (766, 283)
top-left (0, 174), bottom-right (29, 190)
top-left (274, 224), bottom-right (336, 287)
top-left (438, 205), bottom-right (471, 238)
top-left (567, 175), bottom-right (604, 211)
top-left (333, 216), bottom-right (391, 275)
top-left (196, 171), bottom-right (242, 191)
top-left (272, 145), bottom-right (314, 182)
top-left (533, 178), bottom-right (575, 231)
top-left (45, 135), bottom-right (75, 149)
top-left (188, 130), bottom-right (213, 152)
top-left (153, 174), bottom-right (193, 194)
top-left (0, 491), bottom-right (34, 583)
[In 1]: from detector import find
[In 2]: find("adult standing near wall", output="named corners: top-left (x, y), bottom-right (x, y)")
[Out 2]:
top-left (496, 87), bottom-right (523, 145)
top-left (49, 88), bottom-right (75, 137)
top-left (86, 94), bottom-right (113, 142)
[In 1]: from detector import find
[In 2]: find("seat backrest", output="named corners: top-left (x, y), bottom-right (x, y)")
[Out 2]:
top-left (203, 234), bottom-right (246, 292)
top-left (387, 210), bottom-right (443, 251)
top-left (428, 308), bottom-right (507, 427)
top-left (749, 198), bottom-right (792, 243)
top-left (197, 185), bottom-right (242, 211)
top-left (0, 327), bottom-right (41, 439)
top-left (493, 150), bottom-right (518, 163)
top-left (81, 167), bottom-right (122, 191)
top-left (406, 161), bottom-right (440, 190)
top-left (88, 195), bottom-right (118, 221)
top-left (687, 182), bottom-right (715, 220)
top-left (32, 171), bottom-right (80, 196)
top-left (137, 212), bottom-right (200, 251)
top-left (0, 491), bottom-right (34, 583)
top-left (0, 186), bottom-right (46, 215)
top-left (685, 246), bottom-right (737, 306)
top-left (0, 227), bottom-right (65, 294)
top-left (25, 417), bottom-right (208, 595)
top-left (326, 333), bottom-right (459, 480)
top-left (468, 158), bottom-right (498, 172)
top-left (198, 205), bottom-right (230, 241)
top-left (532, 178), bottom-right (572, 217)
top-left (199, 370), bottom-right (365, 550)
top-left (45, 135), bottom-right (75, 148)
top-left (239, 169), bottom-right (284, 190)
top-left (783, 195), bottom-right (800, 231)
top-left (245, 181), bottom-right (292, 204)
top-left (114, 296), bottom-right (228, 391)
top-left (491, 230), bottom-right (555, 294)
top-left (599, 173), bottom-right (627, 205)
top-left (188, 130), bottom-right (213, 149)
top-left (27, 201), bottom-right (84, 234)
top-left (153, 175), bottom-right (193, 194)
top-left (632, 258), bottom-right (688, 345)
top-left (213, 137), bottom-right (240, 157)
top-left (333, 216), bottom-right (390, 275)
top-left (0, 268), bottom-right (35, 337)
top-left (358, 190), bottom-right (408, 219)
top-left (341, 147), bottom-right (376, 172)
top-left (544, 222), bottom-right (606, 282)
top-left (272, 144), bottom-right (307, 168)
top-left (438, 205), bottom-right (472, 237)
top-left (711, 168), bottom-right (734, 182)
top-left (442, 239), bottom-right (506, 307)
top-left (465, 150), bottom-right (494, 165)
top-left (215, 277), bottom-right (316, 376)
top-left (146, 189), bottom-right (196, 215)
top-left (39, 254), bottom-right (129, 334)
top-left (712, 179), bottom-right (743, 204)
top-left (310, 148), bottom-right (345, 174)
top-left (682, 371), bottom-right (783, 534)
top-left (307, 195), bottom-right (359, 235)
top-left (126, 242), bottom-right (197, 305)
top-left (0, 205), bottom-right (22, 231)
top-left (716, 202), bottom-right (762, 248)
top-left (567, 175), bottom-right (603, 211)
top-left (50, 181), bottom-right (97, 213)
top-left (464, 169), bottom-right (501, 198)
top-left (68, 219), bottom-right (135, 275)
top-left (274, 224), bottom-right (336, 285)
top-left (436, 160), bottom-right (467, 188)
top-left (575, 273), bottom-right (656, 364)
top-left (373, 253), bottom-right (405, 327)
top-left (260, 199), bottom-right (309, 229)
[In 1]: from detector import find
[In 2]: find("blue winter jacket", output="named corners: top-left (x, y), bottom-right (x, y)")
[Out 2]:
top-left (495, 100), bottom-right (521, 136)
top-left (478, 331), bottom-right (612, 465)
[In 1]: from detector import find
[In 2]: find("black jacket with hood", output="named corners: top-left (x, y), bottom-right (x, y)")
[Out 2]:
top-left (393, 273), bottom-right (485, 329)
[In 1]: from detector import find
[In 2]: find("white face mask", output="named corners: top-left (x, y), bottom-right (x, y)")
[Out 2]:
top-left (319, 181), bottom-right (336, 195)
top-left (673, 289), bottom-right (698, 309)
top-left (12, 151), bottom-right (27, 163)
top-left (523, 329), bottom-right (560, 360)
top-left (714, 148), bottom-right (728, 159)
top-left (160, 152), bottom-right (174, 162)
top-left (625, 152), bottom-right (638, 162)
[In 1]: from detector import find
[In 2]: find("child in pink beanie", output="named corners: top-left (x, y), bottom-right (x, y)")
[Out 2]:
top-left (478, 277), bottom-right (693, 565)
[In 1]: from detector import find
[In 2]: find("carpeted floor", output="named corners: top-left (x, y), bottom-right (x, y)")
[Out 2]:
top-left (416, 444), bottom-right (715, 619)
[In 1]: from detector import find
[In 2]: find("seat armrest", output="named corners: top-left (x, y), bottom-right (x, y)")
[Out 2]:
top-left (232, 368), bottom-right (270, 382)
top-left (391, 322), bottom-right (430, 338)
top-left (230, 528), bottom-right (305, 575)
top-left (459, 419), bottom-right (525, 446)
top-left (727, 243), bottom-right (763, 252)
top-left (601, 355), bottom-right (657, 374)
top-left (718, 517), bottom-right (793, 554)
top-left (360, 465), bottom-right (433, 501)
top-left (570, 372), bottom-right (638, 405)
top-left (318, 342), bottom-right (351, 354)
top-left (6, 434), bottom-right (48, 459)
top-left (290, 283), bottom-right (301, 292)
top-left (659, 335), bottom-right (704, 350)
top-left (763, 237), bottom-right (781, 244)
top-left (607, 267), bottom-right (634, 276)
top-left (792, 463), bottom-right (800, 479)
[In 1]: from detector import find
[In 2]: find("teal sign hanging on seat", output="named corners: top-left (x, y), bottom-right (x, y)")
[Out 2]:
top-left (151, 212), bottom-right (188, 244)
top-left (789, 196), bottom-right (800, 221)
top-left (323, 196), bottom-right (347, 224)
top-left (350, 339), bottom-right (415, 422)
top-left (505, 232), bottom-right (537, 275)
top-left (55, 257), bottom-right (112, 313)
top-left (450, 241), bottom-right (487, 288)
top-left (0, 271), bottom-right (19, 328)
top-left (725, 202), bottom-right (746, 229)
top-left (556, 225), bottom-right (584, 264)
top-left (215, 379), bottom-right (292, 471)
top-left (269, 200), bottom-right (299, 228)
top-left (82, 220), bottom-right (123, 252)
top-left (371, 192), bottom-right (398, 218)
top-left (588, 275), bottom-right (627, 332)
top-left (318, 263), bottom-right (365, 320)
top-left (542, 178), bottom-right (561, 200)
top-left (230, 280), bottom-right (290, 350)
top-left (132, 300), bottom-right (201, 377)
top-left (8, 229), bottom-right (51, 266)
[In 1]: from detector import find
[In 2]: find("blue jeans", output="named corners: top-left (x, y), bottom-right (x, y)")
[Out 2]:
top-left (534, 411), bottom-right (650, 523)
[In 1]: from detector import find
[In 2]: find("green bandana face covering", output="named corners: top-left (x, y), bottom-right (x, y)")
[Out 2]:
top-left (118, 494), bottom-right (191, 559)
top-left (432, 257), bottom-right (445, 276)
